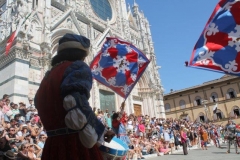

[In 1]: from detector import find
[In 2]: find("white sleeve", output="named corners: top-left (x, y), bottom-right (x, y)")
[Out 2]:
top-left (63, 95), bottom-right (99, 148)
top-left (17, 131), bottom-right (22, 137)
top-left (97, 128), bottom-right (108, 146)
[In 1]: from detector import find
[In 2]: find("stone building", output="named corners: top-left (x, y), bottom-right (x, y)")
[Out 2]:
top-left (164, 75), bottom-right (240, 125)
top-left (0, 0), bottom-right (165, 118)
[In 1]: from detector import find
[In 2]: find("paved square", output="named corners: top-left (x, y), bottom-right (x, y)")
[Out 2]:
top-left (149, 144), bottom-right (240, 160)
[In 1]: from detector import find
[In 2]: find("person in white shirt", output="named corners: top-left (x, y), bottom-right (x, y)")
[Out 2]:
top-left (0, 111), bottom-right (4, 125)
top-left (26, 98), bottom-right (36, 122)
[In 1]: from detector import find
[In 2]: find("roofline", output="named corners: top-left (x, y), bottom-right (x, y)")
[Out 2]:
top-left (164, 75), bottom-right (239, 97)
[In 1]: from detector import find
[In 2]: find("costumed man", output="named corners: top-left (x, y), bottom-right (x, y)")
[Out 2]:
top-left (211, 126), bottom-right (220, 148)
top-left (225, 119), bottom-right (238, 154)
top-left (111, 103), bottom-right (130, 145)
top-left (118, 103), bottom-right (130, 145)
top-left (236, 123), bottom-right (240, 149)
top-left (35, 34), bottom-right (115, 160)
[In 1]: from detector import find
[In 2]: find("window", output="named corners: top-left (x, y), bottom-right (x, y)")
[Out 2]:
top-left (226, 88), bottom-right (236, 99)
top-left (89, 0), bottom-right (113, 21)
top-left (194, 96), bottom-right (202, 106)
top-left (233, 106), bottom-right (240, 117)
top-left (213, 109), bottom-right (224, 120)
top-left (179, 100), bottom-right (186, 109)
top-left (164, 103), bottom-right (170, 112)
top-left (32, 0), bottom-right (38, 8)
top-left (199, 116), bottom-right (205, 122)
top-left (210, 92), bottom-right (218, 102)
top-left (198, 113), bottom-right (206, 122)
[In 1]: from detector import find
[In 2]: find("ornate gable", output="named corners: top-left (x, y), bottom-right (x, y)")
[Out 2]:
top-left (51, 8), bottom-right (84, 35)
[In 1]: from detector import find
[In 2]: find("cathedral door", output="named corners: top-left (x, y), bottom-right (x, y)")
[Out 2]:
top-left (99, 90), bottom-right (115, 113)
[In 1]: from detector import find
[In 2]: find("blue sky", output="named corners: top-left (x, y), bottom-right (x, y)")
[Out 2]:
top-left (126, 0), bottom-right (224, 94)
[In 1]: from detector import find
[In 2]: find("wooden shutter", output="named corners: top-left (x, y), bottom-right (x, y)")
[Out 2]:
top-left (194, 100), bottom-right (197, 106)
top-left (210, 97), bottom-right (213, 102)
top-left (230, 111), bottom-right (234, 118)
top-left (213, 114), bottom-right (217, 120)
top-left (226, 93), bottom-right (230, 99)
top-left (221, 112), bottom-right (225, 119)
top-left (196, 117), bottom-right (200, 122)
top-left (234, 91), bottom-right (237, 97)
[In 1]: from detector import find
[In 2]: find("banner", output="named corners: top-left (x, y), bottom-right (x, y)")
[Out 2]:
top-left (90, 37), bottom-right (150, 99)
top-left (189, 0), bottom-right (240, 76)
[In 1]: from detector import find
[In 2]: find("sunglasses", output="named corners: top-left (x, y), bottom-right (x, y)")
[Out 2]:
top-left (10, 130), bottom-right (15, 131)
top-left (23, 146), bottom-right (29, 149)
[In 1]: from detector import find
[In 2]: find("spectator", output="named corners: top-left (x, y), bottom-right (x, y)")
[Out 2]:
top-left (19, 102), bottom-right (27, 121)
top-left (5, 127), bottom-right (19, 142)
top-left (33, 113), bottom-right (40, 124)
top-left (127, 117), bottom-right (134, 133)
top-left (200, 126), bottom-right (209, 150)
top-left (17, 124), bottom-right (30, 142)
top-left (11, 104), bottom-right (20, 119)
top-left (3, 150), bottom-right (16, 160)
top-left (0, 94), bottom-right (9, 109)
top-left (37, 134), bottom-right (46, 149)
top-left (180, 125), bottom-right (188, 155)
top-left (105, 113), bottom-right (112, 129)
top-left (139, 120), bottom-right (145, 140)
top-left (17, 143), bottom-right (30, 159)
top-left (0, 140), bottom-right (10, 153)
top-left (28, 119), bottom-right (40, 141)
top-left (9, 140), bottom-right (18, 153)
top-left (28, 143), bottom-right (42, 159)
top-left (0, 108), bottom-right (4, 126)
top-left (25, 102), bottom-right (35, 122)
top-left (14, 114), bottom-right (24, 126)
top-left (104, 109), bottom-right (109, 118)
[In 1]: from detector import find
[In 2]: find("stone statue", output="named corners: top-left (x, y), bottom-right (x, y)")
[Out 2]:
top-left (43, 16), bottom-right (51, 44)
top-left (0, 29), bottom-right (6, 41)
top-left (66, 18), bottom-right (73, 29)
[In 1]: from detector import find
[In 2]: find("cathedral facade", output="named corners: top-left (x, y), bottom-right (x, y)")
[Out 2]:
top-left (0, 0), bottom-right (165, 118)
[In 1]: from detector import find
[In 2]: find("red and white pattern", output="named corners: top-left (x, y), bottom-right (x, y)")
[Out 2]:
top-left (90, 37), bottom-right (150, 99)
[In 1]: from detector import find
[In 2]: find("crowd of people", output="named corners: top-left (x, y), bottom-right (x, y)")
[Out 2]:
top-left (0, 94), bottom-right (46, 160)
top-left (0, 93), bottom-right (240, 160)
top-left (94, 105), bottom-right (240, 159)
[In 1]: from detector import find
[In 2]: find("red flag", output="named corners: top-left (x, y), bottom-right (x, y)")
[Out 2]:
top-left (5, 19), bottom-right (24, 56)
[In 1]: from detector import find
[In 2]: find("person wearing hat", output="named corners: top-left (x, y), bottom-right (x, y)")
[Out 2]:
top-left (25, 99), bottom-right (35, 122)
top-left (3, 150), bottom-right (15, 160)
top-left (34, 34), bottom-right (115, 160)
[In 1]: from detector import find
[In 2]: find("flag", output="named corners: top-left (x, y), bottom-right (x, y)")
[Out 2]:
top-left (5, 12), bottom-right (33, 56)
top-left (90, 37), bottom-right (150, 99)
top-left (213, 103), bottom-right (218, 114)
top-left (189, 0), bottom-right (240, 76)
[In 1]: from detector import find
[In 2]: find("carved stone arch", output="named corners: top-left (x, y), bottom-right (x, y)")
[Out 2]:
top-left (139, 72), bottom-right (149, 88)
top-left (197, 112), bottom-right (207, 122)
top-left (213, 109), bottom-right (225, 120)
top-left (230, 106), bottom-right (240, 117)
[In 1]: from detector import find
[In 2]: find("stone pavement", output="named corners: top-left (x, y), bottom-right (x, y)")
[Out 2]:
top-left (147, 144), bottom-right (240, 160)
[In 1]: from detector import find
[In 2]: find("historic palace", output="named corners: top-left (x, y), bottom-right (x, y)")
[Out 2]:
top-left (164, 75), bottom-right (240, 125)
top-left (0, 0), bottom-right (165, 118)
